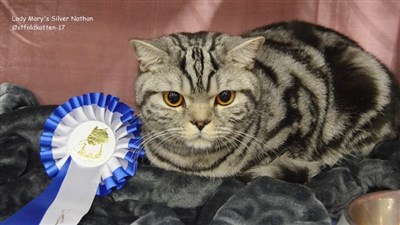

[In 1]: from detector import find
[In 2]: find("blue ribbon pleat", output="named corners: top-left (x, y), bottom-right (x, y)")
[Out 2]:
top-left (107, 97), bottom-right (119, 112)
top-left (114, 102), bottom-right (133, 115)
top-left (128, 137), bottom-right (142, 149)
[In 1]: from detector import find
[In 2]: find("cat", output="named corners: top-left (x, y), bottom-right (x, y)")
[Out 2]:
top-left (129, 20), bottom-right (400, 183)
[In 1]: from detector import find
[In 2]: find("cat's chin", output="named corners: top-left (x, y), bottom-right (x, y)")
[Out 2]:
top-left (185, 137), bottom-right (213, 150)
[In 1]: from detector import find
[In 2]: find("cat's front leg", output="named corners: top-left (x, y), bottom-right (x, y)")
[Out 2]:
top-left (242, 153), bottom-right (326, 183)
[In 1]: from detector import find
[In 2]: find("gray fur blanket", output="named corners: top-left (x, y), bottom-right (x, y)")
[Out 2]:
top-left (1, 83), bottom-right (399, 225)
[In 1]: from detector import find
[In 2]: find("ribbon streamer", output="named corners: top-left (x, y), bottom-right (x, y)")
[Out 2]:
top-left (1, 93), bottom-right (144, 225)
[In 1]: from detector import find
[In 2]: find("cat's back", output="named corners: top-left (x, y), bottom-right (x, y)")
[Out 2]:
top-left (243, 20), bottom-right (358, 51)
top-left (243, 20), bottom-right (399, 161)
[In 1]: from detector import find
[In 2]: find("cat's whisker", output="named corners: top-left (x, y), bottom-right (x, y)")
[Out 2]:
top-left (217, 128), bottom-right (282, 159)
top-left (141, 128), bottom-right (183, 147)
top-left (217, 128), bottom-right (264, 147)
top-left (217, 133), bottom-right (258, 160)
top-left (147, 132), bottom-right (181, 154)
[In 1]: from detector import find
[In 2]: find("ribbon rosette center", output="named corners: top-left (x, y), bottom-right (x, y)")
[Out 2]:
top-left (69, 121), bottom-right (116, 167)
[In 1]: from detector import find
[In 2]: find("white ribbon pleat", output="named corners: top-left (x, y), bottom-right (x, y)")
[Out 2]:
top-left (39, 160), bottom-right (102, 225)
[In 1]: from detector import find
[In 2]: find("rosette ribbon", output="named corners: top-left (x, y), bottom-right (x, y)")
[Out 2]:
top-left (1, 93), bottom-right (144, 225)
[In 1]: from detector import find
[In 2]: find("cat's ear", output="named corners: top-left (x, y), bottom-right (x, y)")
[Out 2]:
top-left (130, 39), bottom-right (169, 72)
top-left (226, 37), bottom-right (265, 70)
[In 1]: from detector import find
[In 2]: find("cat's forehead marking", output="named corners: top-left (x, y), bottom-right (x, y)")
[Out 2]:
top-left (181, 46), bottom-right (217, 94)
top-left (169, 33), bottom-right (222, 95)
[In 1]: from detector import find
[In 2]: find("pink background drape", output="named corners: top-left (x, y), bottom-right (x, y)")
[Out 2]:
top-left (1, 0), bottom-right (399, 108)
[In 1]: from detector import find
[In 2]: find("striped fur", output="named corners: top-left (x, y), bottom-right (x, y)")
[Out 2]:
top-left (130, 21), bottom-right (400, 182)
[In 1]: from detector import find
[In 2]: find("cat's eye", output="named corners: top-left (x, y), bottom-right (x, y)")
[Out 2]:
top-left (216, 91), bottom-right (235, 106)
top-left (163, 91), bottom-right (184, 107)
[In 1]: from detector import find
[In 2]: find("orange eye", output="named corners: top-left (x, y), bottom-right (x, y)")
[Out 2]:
top-left (163, 91), bottom-right (184, 107)
top-left (216, 91), bottom-right (235, 106)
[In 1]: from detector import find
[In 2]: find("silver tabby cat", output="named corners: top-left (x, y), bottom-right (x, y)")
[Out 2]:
top-left (130, 21), bottom-right (400, 182)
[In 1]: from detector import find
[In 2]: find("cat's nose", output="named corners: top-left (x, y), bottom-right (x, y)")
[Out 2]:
top-left (190, 120), bottom-right (210, 131)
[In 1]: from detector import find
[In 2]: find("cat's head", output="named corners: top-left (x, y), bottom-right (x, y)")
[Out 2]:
top-left (130, 32), bottom-right (264, 155)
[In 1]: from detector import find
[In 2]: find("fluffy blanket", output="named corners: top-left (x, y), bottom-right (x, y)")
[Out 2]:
top-left (1, 83), bottom-right (399, 225)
